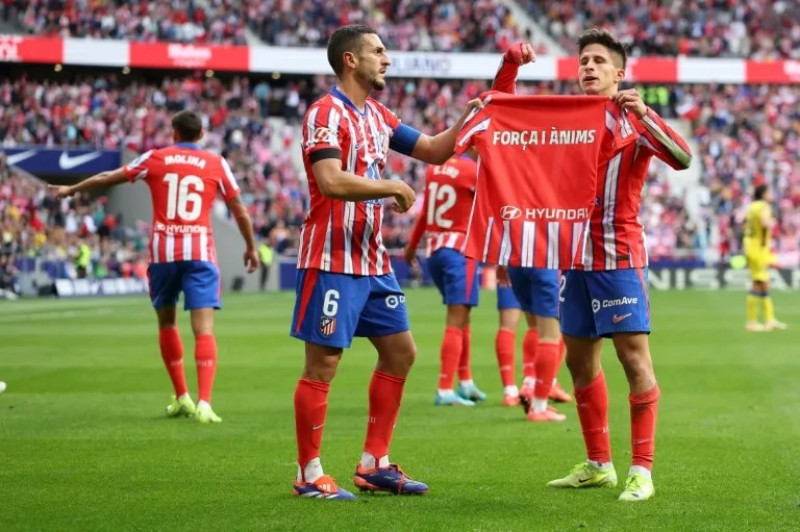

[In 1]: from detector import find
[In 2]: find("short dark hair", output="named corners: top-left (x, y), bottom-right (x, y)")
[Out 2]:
top-left (754, 184), bottom-right (768, 200)
top-left (171, 110), bottom-right (203, 142)
top-left (327, 24), bottom-right (377, 77)
top-left (577, 28), bottom-right (627, 69)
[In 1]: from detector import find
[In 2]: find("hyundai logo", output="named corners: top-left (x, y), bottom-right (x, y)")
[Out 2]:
top-left (500, 205), bottom-right (522, 220)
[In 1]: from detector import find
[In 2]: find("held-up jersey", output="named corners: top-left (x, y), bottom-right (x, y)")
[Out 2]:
top-left (406, 155), bottom-right (478, 258)
top-left (298, 86), bottom-right (420, 276)
top-left (456, 92), bottom-right (629, 269)
top-left (124, 143), bottom-right (240, 264)
top-left (493, 61), bottom-right (692, 270)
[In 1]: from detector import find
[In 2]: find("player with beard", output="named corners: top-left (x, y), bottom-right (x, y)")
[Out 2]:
top-left (290, 24), bottom-right (483, 500)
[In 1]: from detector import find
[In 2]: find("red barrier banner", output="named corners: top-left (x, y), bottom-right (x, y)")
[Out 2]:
top-left (129, 42), bottom-right (249, 71)
top-left (0, 35), bottom-right (63, 63)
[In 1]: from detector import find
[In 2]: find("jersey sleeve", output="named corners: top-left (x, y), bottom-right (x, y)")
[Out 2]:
top-left (635, 107), bottom-right (693, 170)
top-left (406, 173), bottom-right (431, 252)
top-left (454, 107), bottom-right (491, 156)
top-left (303, 102), bottom-right (346, 164)
top-left (123, 150), bottom-right (155, 182)
top-left (491, 58), bottom-right (519, 94)
top-left (218, 157), bottom-right (241, 201)
top-left (376, 102), bottom-right (421, 157)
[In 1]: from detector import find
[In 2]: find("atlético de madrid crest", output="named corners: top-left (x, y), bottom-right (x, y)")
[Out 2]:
top-left (320, 317), bottom-right (336, 336)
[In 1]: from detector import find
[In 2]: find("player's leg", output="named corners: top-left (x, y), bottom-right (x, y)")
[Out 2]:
top-left (549, 335), bottom-right (573, 403)
top-left (495, 289), bottom-right (521, 405)
top-left (746, 251), bottom-right (767, 331)
top-left (182, 261), bottom-right (224, 423)
top-left (148, 263), bottom-right (194, 417)
top-left (290, 269), bottom-right (363, 500)
top-left (456, 258), bottom-right (486, 402)
top-left (507, 268), bottom-right (538, 400)
top-left (547, 271), bottom-right (617, 488)
top-left (428, 249), bottom-right (477, 406)
top-left (591, 268), bottom-right (657, 500)
top-left (352, 275), bottom-right (428, 494)
top-left (759, 269), bottom-right (786, 330)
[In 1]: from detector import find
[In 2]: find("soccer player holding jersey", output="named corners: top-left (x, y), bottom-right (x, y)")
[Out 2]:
top-left (494, 32), bottom-right (692, 500)
top-left (404, 154), bottom-right (488, 407)
top-left (49, 111), bottom-right (259, 424)
top-left (290, 24), bottom-right (483, 500)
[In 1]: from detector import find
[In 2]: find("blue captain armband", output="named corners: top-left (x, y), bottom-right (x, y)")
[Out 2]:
top-left (389, 124), bottom-right (422, 156)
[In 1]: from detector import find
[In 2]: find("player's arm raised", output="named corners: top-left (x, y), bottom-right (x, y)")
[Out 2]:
top-left (47, 167), bottom-right (129, 198)
top-left (312, 157), bottom-right (415, 213)
top-left (410, 98), bottom-right (485, 165)
top-left (226, 195), bottom-right (259, 273)
top-left (492, 42), bottom-right (536, 94)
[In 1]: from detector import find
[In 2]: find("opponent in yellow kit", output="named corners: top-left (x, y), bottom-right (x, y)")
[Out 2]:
top-left (743, 185), bottom-right (786, 331)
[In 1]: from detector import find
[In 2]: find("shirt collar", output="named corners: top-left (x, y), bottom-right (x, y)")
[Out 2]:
top-left (330, 86), bottom-right (366, 116)
top-left (174, 142), bottom-right (201, 150)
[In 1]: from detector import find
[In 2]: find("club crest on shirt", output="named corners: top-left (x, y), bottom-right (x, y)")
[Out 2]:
top-left (320, 316), bottom-right (337, 336)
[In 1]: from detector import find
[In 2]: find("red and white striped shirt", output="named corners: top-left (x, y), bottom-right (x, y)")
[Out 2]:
top-left (298, 87), bottom-right (417, 276)
top-left (492, 60), bottom-right (693, 271)
top-left (123, 144), bottom-right (239, 264)
top-left (575, 106), bottom-right (692, 270)
top-left (407, 156), bottom-right (478, 258)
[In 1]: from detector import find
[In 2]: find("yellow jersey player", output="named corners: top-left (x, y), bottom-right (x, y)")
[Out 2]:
top-left (743, 184), bottom-right (786, 331)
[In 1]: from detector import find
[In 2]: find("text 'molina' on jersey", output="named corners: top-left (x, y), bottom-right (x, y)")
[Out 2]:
top-left (124, 144), bottom-right (240, 264)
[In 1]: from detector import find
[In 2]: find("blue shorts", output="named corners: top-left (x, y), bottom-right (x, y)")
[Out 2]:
top-left (427, 248), bottom-right (479, 307)
top-left (560, 269), bottom-right (651, 339)
top-left (147, 261), bottom-right (221, 310)
top-left (290, 269), bottom-right (409, 349)
top-left (497, 285), bottom-right (521, 310)
top-left (507, 267), bottom-right (560, 318)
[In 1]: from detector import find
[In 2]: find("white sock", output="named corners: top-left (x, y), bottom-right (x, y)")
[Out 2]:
top-left (177, 393), bottom-right (191, 401)
top-left (504, 385), bottom-right (519, 397)
top-left (629, 465), bottom-right (652, 479)
top-left (197, 400), bottom-right (210, 408)
top-left (552, 378), bottom-right (558, 386)
top-left (437, 388), bottom-right (454, 396)
top-left (460, 379), bottom-right (474, 387)
top-left (360, 452), bottom-right (389, 469)
top-left (588, 460), bottom-right (614, 471)
top-left (523, 376), bottom-right (536, 387)
top-left (299, 457), bottom-right (323, 482)
top-left (532, 398), bottom-right (549, 413)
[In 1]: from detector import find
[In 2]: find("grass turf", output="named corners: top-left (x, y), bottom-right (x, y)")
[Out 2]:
top-left (1, 289), bottom-right (798, 531)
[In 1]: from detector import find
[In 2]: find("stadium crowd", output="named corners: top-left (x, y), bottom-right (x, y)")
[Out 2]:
top-left (522, 0), bottom-right (800, 59)
top-left (2, 69), bottom-right (798, 286)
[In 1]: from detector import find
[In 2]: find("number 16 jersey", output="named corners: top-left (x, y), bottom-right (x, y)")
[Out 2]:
top-left (123, 142), bottom-right (241, 264)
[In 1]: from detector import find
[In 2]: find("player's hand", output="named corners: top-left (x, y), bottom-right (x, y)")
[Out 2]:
top-left (612, 89), bottom-right (647, 119)
top-left (243, 249), bottom-right (259, 273)
top-left (404, 245), bottom-right (417, 267)
top-left (47, 184), bottom-right (74, 198)
top-left (496, 265), bottom-right (511, 287)
top-left (503, 42), bottom-right (535, 65)
top-left (391, 181), bottom-right (416, 213)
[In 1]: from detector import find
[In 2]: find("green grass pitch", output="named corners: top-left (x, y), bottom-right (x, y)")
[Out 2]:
top-left (1, 289), bottom-right (799, 531)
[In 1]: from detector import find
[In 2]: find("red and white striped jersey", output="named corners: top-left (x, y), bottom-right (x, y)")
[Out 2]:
top-left (456, 93), bottom-right (615, 269)
top-left (406, 156), bottom-right (478, 258)
top-left (575, 105), bottom-right (692, 270)
top-left (123, 143), bottom-right (239, 264)
top-left (298, 86), bottom-right (418, 276)
top-left (492, 60), bottom-right (693, 271)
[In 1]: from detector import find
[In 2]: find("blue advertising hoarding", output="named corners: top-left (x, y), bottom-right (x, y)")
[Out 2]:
top-left (3, 147), bottom-right (121, 176)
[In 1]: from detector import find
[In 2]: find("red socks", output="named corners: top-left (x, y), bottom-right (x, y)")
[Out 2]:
top-left (194, 334), bottom-right (217, 403)
top-left (574, 371), bottom-right (611, 464)
top-left (438, 326), bottom-right (463, 390)
top-left (158, 328), bottom-right (187, 397)
top-left (495, 328), bottom-right (516, 387)
top-left (532, 341), bottom-right (559, 400)
top-left (364, 371), bottom-right (406, 463)
top-left (522, 329), bottom-right (539, 381)
top-left (294, 378), bottom-right (330, 469)
top-left (458, 325), bottom-right (472, 381)
top-left (630, 384), bottom-right (660, 470)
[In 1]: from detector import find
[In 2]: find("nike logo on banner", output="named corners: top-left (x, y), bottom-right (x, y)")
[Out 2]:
top-left (6, 149), bottom-right (38, 166)
top-left (59, 151), bottom-right (102, 170)
top-left (612, 313), bottom-right (632, 324)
